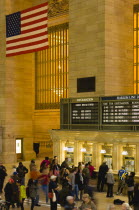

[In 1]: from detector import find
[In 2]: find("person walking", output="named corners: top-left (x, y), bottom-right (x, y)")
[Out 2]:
top-left (105, 169), bottom-right (115, 197)
top-left (0, 162), bottom-right (7, 193)
top-left (97, 161), bottom-right (108, 192)
top-left (49, 175), bottom-right (59, 210)
top-left (4, 179), bottom-right (15, 209)
top-left (28, 178), bottom-right (39, 210)
top-left (16, 162), bottom-right (28, 185)
top-left (126, 172), bottom-right (135, 205)
top-left (38, 168), bottom-right (50, 203)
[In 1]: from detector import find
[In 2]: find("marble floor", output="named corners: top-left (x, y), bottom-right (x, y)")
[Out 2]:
top-left (1, 160), bottom-right (129, 210)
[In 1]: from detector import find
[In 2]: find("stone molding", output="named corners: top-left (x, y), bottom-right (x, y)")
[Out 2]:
top-left (48, 0), bottom-right (69, 18)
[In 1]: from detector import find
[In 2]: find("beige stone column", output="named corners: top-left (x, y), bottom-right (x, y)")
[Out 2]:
top-left (74, 140), bottom-right (79, 166)
top-left (136, 144), bottom-right (139, 175)
top-left (92, 143), bottom-right (101, 170)
top-left (112, 144), bottom-right (123, 173)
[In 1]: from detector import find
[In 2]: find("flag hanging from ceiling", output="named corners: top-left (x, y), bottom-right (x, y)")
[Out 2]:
top-left (6, 2), bottom-right (48, 57)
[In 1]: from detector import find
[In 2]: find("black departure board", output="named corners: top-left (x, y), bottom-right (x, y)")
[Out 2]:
top-left (72, 102), bottom-right (99, 124)
top-left (102, 101), bottom-right (139, 124)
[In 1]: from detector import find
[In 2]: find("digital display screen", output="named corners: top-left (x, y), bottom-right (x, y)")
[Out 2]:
top-left (102, 101), bottom-right (139, 124)
top-left (72, 102), bottom-right (99, 124)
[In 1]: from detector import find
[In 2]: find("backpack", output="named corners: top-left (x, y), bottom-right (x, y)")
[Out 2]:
top-left (114, 199), bottom-right (125, 205)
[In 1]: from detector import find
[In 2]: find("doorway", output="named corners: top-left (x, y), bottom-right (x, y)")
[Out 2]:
top-left (16, 139), bottom-right (23, 160)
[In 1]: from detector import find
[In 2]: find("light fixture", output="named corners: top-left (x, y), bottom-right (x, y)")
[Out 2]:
top-left (100, 149), bottom-right (106, 154)
top-left (80, 148), bottom-right (86, 152)
top-left (63, 147), bottom-right (68, 151)
top-left (122, 151), bottom-right (128, 155)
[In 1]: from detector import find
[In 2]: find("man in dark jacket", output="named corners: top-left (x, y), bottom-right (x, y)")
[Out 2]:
top-left (61, 158), bottom-right (69, 169)
top-left (97, 161), bottom-right (108, 192)
top-left (16, 162), bottom-right (28, 185)
top-left (64, 196), bottom-right (77, 210)
top-left (0, 162), bottom-right (7, 193)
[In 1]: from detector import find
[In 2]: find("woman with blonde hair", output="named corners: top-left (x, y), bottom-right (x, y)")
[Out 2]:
top-left (105, 169), bottom-right (115, 197)
top-left (79, 194), bottom-right (96, 210)
top-left (121, 203), bottom-right (132, 210)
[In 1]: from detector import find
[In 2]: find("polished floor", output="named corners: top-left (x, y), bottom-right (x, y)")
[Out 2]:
top-left (0, 192), bottom-right (128, 209)
top-left (1, 160), bottom-right (128, 210)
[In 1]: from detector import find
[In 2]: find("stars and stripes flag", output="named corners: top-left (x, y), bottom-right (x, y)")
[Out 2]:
top-left (6, 2), bottom-right (48, 57)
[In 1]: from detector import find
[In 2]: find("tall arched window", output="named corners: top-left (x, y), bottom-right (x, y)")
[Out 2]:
top-left (35, 23), bottom-right (69, 109)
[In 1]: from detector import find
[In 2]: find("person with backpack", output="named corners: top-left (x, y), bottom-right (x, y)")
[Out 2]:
top-left (116, 166), bottom-right (128, 195)
top-left (16, 162), bottom-right (28, 185)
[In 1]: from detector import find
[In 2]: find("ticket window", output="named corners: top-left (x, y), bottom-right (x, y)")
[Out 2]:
top-left (124, 157), bottom-right (135, 172)
top-left (65, 147), bottom-right (74, 166)
top-left (84, 153), bottom-right (92, 163)
top-left (16, 139), bottom-right (23, 160)
top-left (103, 155), bottom-right (112, 169)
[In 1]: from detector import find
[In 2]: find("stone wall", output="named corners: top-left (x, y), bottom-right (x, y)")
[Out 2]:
top-left (69, 0), bottom-right (133, 97)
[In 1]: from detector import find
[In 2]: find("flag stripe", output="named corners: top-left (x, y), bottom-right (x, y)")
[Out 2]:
top-left (6, 28), bottom-right (47, 41)
top-left (22, 2), bottom-right (48, 14)
top-left (7, 34), bottom-right (48, 47)
top-left (6, 31), bottom-right (48, 44)
top-left (6, 42), bottom-right (49, 54)
top-left (21, 13), bottom-right (47, 24)
top-left (6, 2), bottom-right (49, 57)
top-left (21, 24), bottom-right (47, 34)
top-left (21, 17), bottom-right (48, 27)
top-left (21, 5), bottom-right (48, 17)
top-left (6, 38), bottom-right (48, 51)
top-left (21, 10), bottom-right (48, 21)
top-left (22, 20), bottom-right (48, 31)
top-left (6, 46), bottom-right (49, 57)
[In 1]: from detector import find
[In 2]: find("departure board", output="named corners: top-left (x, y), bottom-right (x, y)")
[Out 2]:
top-left (102, 100), bottom-right (139, 124)
top-left (72, 102), bottom-right (99, 124)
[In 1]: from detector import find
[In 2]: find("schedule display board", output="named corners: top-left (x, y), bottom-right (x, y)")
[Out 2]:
top-left (72, 101), bottom-right (99, 124)
top-left (102, 95), bottom-right (139, 124)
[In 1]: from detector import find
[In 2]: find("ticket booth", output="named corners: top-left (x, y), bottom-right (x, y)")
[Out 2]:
top-left (84, 153), bottom-right (92, 163)
top-left (122, 145), bottom-right (135, 172)
top-left (101, 144), bottom-right (112, 169)
top-left (64, 147), bottom-right (74, 166)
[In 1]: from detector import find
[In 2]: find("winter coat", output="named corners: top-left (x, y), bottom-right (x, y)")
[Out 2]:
top-left (68, 173), bottom-right (75, 190)
top-left (79, 201), bottom-right (97, 210)
top-left (106, 172), bottom-right (115, 184)
top-left (64, 203), bottom-right (77, 210)
top-left (61, 161), bottom-right (69, 169)
top-left (19, 185), bottom-right (26, 201)
top-left (4, 183), bottom-right (14, 202)
top-left (0, 165), bottom-right (7, 179)
top-left (16, 166), bottom-right (28, 178)
top-left (98, 164), bottom-right (108, 177)
top-left (28, 179), bottom-right (38, 198)
top-left (75, 172), bottom-right (84, 190)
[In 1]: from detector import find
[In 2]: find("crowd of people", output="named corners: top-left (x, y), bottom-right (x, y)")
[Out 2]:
top-left (0, 158), bottom-right (138, 209)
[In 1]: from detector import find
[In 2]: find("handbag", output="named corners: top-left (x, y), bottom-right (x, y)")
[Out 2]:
top-left (52, 189), bottom-right (56, 202)
top-left (48, 192), bottom-right (53, 199)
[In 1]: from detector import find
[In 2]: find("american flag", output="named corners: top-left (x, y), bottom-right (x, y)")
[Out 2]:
top-left (6, 2), bottom-right (48, 57)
